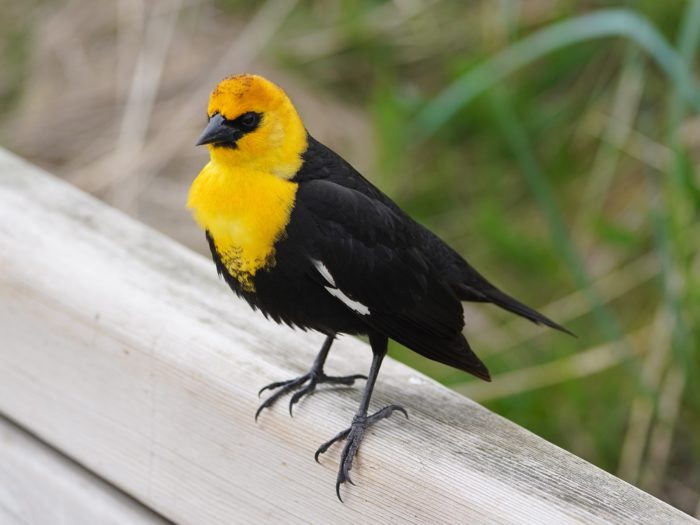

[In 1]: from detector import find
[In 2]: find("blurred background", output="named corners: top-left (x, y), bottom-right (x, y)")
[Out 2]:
top-left (1, 0), bottom-right (698, 514)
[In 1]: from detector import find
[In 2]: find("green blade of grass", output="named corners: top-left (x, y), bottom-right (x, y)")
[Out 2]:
top-left (414, 8), bottom-right (700, 139)
top-left (668, 0), bottom-right (700, 135)
top-left (486, 86), bottom-right (651, 392)
top-left (654, 0), bottom-right (700, 378)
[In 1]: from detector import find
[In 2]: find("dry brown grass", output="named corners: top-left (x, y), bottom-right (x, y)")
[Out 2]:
top-left (1, 0), bottom-right (374, 253)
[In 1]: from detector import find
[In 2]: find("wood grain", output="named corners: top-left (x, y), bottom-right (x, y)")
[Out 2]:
top-left (0, 149), bottom-right (695, 524)
top-left (0, 416), bottom-right (169, 525)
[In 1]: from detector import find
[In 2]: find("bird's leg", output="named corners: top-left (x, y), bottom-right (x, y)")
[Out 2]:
top-left (256, 334), bottom-right (367, 419)
top-left (314, 334), bottom-right (408, 501)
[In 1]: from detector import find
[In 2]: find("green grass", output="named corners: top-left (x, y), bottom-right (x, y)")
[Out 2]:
top-left (276, 0), bottom-right (700, 511)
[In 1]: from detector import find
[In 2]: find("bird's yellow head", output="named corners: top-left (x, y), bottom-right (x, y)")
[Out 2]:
top-left (196, 74), bottom-right (307, 179)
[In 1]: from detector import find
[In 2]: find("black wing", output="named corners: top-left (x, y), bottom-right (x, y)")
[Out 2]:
top-left (296, 135), bottom-right (571, 336)
top-left (294, 178), bottom-right (490, 380)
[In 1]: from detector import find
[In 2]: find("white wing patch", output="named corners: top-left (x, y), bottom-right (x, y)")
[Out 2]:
top-left (325, 287), bottom-right (371, 315)
top-left (312, 259), bottom-right (335, 287)
top-left (311, 259), bottom-right (370, 316)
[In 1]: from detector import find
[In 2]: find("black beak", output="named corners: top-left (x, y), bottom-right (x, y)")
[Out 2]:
top-left (196, 113), bottom-right (236, 146)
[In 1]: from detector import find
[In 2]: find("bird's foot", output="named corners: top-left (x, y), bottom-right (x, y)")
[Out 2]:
top-left (256, 369), bottom-right (367, 420)
top-left (314, 404), bottom-right (408, 501)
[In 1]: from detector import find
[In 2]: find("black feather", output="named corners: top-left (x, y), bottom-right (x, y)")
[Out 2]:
top-left (205, 134), bottom-right (571, 382)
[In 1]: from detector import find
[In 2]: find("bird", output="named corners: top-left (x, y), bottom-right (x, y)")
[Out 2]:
top-left (188, 73), bottom-right (571, 500)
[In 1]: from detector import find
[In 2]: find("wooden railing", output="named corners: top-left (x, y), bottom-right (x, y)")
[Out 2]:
top-left (0, 148), bottom-right (696, 524)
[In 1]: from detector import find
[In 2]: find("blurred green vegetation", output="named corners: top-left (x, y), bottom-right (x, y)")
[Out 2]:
top-left (2, 0), bottom-right (699, 513)
top-left (268, 0), bottom-right (700, 510)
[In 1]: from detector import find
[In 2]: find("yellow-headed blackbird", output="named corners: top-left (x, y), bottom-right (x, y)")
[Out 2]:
top-left (188, 74), bottom-right (570, 499)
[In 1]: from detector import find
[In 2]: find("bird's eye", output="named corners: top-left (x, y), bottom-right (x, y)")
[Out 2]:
top-left (238, 112), bottom-right (261, 131)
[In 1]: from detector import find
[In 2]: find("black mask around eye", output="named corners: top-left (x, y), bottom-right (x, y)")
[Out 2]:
top-left (196, 111), bottom-right (263, 148)
top-left (237, 112), bottom-right (261, 132)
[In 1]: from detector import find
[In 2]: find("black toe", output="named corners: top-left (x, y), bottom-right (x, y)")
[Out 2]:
top-left (256, 370), bottom-right (366, 420)
top-left (315, 404), bottom-right (408, 501)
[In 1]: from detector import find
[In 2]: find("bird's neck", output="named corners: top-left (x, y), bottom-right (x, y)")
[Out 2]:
top-left (187, 160), bottom-right (298, 291)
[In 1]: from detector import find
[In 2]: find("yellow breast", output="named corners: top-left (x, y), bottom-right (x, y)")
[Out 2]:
top-left (187, 161), bottom-right (298, 291)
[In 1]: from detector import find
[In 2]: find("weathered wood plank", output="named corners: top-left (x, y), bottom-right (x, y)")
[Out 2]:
top-left (0, 148), bottom-right (695, 524)
top-left (0, 416), bottom-right (170, 525)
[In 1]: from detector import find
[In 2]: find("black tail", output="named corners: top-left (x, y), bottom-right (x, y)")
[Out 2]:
top-left (456, 282), bottom-right (575, 337)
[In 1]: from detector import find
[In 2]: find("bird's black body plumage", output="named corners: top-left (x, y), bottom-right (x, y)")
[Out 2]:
top-left (192, 74), bottom-right (573, 499)
top-left (206, 135), bottom-right (568, 382)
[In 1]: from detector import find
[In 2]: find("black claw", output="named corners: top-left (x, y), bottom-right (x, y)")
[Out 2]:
top-left (319, 404), bottom-right (409, 501)
top-left (255, 395), bottom-right (282, 421)
top-left (335, 481), bottom-right (343, 502)
top-left (326, 373), bottom-right (367, 385)
top-left (288, 382), bottom-right (315, 416)
top-left (254, 377), bottom-right (308, 420)
top-left (315, 427), bottom-right (351, 462)
top-left (257, 376), bottom-right (304, 398)
top-left (367, 404), bottom-right (408, 423)
top-left (258, 380), bottom-right (285, 397)
top-left (256, 370), bottom-right (365, 420)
